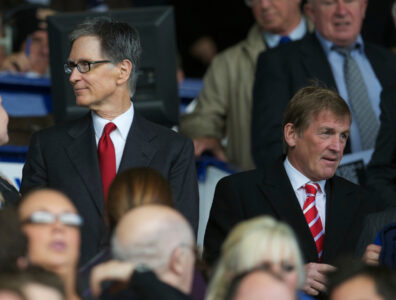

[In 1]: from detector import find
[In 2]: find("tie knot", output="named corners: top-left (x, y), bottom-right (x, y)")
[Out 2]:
top-left (103, 122), bottom-right (117, 136)
top-left (279, 36), bottom-right (291, 45)
top-left (305, 183), bottom-right (320, 196)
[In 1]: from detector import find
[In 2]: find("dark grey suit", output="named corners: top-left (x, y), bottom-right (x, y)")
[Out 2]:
top-left (252, 33), bottom-right (396, 170)
top-left (204, 159), bottom-right (379, 266)
top-left (20, 110), bottom-right (199, 264)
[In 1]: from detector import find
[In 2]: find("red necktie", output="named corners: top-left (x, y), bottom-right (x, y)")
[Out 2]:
top-left (98, 122), bottom-right (117, 205)
top-left (303, 183), bottom-right (325, 261)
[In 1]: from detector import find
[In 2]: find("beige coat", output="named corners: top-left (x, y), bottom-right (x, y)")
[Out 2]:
top-left (180, 24), bottom-right (265, 170)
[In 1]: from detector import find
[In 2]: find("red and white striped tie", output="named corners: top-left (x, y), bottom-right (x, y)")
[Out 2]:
top-left (303, 183), bottom-right (324, 261)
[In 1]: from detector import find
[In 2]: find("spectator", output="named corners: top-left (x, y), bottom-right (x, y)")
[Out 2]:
top-left (20, 17), bottom-right (199, 265)
top-left (0, 266), bottom-right (65, 300)
top-left (252, 0), bottom-right (396, 171)
top-left (206, 216), bottom-right (309, 300)
top-left (107, 167), bottom-right (173, 229)
top-left (90, 205), bottom-right (196, 300)
top-left (180, 0), bottom-right (310, 170)
top-left (205, 85), bottom-right (383, 296)
top-left (0, 4), bottom-right (55, 77)
top-left (18, 189), bottom-right (82, 300)
top-left (0, 207), bottom-right (28, 272)
top-left (327, 259), bottom-right (396, 300)
top-left (225, 267), bottom-right (294, 300)
top-left (0, 95), bottom-right (20, 207)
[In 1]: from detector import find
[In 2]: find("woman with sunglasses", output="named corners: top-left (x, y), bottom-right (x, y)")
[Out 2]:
top-left (18, 188), bottom-right (82, 300)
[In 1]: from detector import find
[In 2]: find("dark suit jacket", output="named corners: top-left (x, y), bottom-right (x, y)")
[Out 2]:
top-left (252, 33), bottom-right (396, 170)
top-left (204, 159), bottom-right (378, 266)
top-left (20, 111), bottom-right (199, 265)
top-left (366, 85), bottom-right (396, 204)
top-left (355, 209), bottom-right (396, 257)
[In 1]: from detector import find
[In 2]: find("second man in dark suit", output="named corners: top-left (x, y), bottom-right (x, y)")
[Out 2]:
top-left (205, 86), bottom-right (381, 296)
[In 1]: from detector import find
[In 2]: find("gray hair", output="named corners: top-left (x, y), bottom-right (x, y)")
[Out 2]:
top-left (69, 16), bottom-right (142, 95)
top-left (111, 212), bottom-right (194, 273)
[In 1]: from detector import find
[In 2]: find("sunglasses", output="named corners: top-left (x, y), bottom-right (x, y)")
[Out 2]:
top-left (22, 211), bottom-right (83, 227)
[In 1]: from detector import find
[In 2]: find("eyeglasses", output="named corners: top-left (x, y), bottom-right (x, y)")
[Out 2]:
top-left (64, 60), bottom-right (111, 74)
top-left (22, 211), bottom-right (83, 227)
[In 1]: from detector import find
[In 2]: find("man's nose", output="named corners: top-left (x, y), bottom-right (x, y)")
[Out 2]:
top-left (335, 0), bottom-right (348, 15)
top-left (69, 66), bottom-right (81, 84)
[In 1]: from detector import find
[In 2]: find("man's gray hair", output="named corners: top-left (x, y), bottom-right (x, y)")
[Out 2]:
top-left (112, 213), bottom-right (194, 273)
top-left (69, 16), bottom-right (142, 95)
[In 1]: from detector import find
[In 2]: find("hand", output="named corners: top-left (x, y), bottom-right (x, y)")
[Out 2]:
top-left (303, 262), bottom-right (336, 296)
top-left (90, 260), bottom-right (135, 296)
top-left (193, 137), bottom-right (228, 162)
top-left (0, 52), bottom-right (30, 73)
top-left (362, 244), bottom-right (381, 265)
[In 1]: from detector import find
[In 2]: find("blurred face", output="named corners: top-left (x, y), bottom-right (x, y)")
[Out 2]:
top-left (0, 96), bottom-right (9, 145)
top-left (330, 275), bottom-right (383, 300)
top-left (23, 284), bottom-right (63, 300)
top-left (261, 254), bottom-right (299, 291)
top-left (233, 271), bottom-right (294, 300)
top-left (304, 0), bottom-right (367, 46)
top-left (28, 30), bottom-right (49, 76)
top-left (250, 0), bottom-right (302, 35)
top-left (19, 190), bottom-right (81, 272)
top-left (68, 36), bottom-right (118, 110)
top-left (286, 109), bottom-right (350, 181)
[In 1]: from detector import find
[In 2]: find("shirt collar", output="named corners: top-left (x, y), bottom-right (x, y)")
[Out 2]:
top-left (264, 16), bottom-right (307, 48)
top-left (92, 102), bottom-right (134, 141)
top-left (284, 156), bottom-right (326, 193)
top-left (315, 30), bottom-right (365, 55)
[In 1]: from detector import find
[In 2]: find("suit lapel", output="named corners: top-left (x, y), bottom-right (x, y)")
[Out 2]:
top-left (322, 177), bottom-right (360, 262)
top-left (118, 112), bottom-right (157, 173)
top-left (365, 43), bottom-right (396, 89)
top-left (300, 34), bottom-right (337, 89)
top-left (257, 160), bottom-right (319, 262)
top-left (65, 114), bottom-right (104, 215)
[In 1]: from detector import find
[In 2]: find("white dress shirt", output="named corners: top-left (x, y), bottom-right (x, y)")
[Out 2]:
top-left (284, 157), bottom-right (327, 230)
top-left (92, 103), bottom-right (134, 172)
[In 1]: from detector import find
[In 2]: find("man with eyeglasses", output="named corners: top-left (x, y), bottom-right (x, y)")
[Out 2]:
top-left (20, 17), bottom-right (199, 266)
top-left (89, 205), bottom-right (196, 300)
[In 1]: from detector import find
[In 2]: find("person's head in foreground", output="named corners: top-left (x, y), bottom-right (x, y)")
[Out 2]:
top-left (66, 16), bottom-right (141, 117)
top-left (327, 258), bottom-right (396, 300)
top-left (206, 216), bottom-right (305, 300)
top-left (283, 84), bottom-right (351, 181)
top-left (0, 266), bottom-right (65, 300)
top-left (18, 188), bottom-right (81, 300)
top-left (112, 205), bottom-right (196, 295)
top-left (107, 167), bottom-right (173, 229)
top-left (225, 267), bottom-right (294, 300)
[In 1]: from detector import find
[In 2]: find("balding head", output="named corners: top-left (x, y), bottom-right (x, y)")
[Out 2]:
top-left (112, 205), bottom-right (195, 294)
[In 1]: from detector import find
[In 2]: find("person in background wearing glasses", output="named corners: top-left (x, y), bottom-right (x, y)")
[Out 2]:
top-left (89, 205), bottom-right (196, 300)
top-left (18, 188), bottom-right (83, 300)
top-left (180, 0), bottom-right (312, 171)
top-left (20, 17), bottom-right (199, 266)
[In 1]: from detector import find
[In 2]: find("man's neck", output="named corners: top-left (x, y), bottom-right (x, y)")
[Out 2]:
top-left (91, 91), bottom-right (131, 120)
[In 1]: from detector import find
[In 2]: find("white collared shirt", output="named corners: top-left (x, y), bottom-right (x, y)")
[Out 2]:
top-left (264, 16), bottom-right (308, 49)
top-left (92, 103), bottom-right (134, 172)
top-left (283, 157), bottom-right (327, 230)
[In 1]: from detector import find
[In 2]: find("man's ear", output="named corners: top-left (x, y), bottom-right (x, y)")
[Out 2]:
top-left (284, 123), bottom-right (298, 148)
top-left (116, 59), bottom-right (132, 85)
top-left (168, 247), bottom-right (185, 276)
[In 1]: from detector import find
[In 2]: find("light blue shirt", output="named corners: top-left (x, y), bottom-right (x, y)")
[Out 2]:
top-left (264, 17), bottom-right (308, 49)
top-left (315, 30), bottom-right (382, 152)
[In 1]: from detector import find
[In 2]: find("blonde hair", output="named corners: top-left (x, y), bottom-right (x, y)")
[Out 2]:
top-left (206, 216), bottom-right (305, 300)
